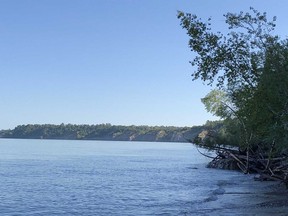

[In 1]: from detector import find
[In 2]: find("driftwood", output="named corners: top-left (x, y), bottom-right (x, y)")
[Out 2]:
top-left (203, 145), bottom-right (288, 186)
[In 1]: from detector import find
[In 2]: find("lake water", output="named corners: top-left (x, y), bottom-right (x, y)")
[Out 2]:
top-left (0, 139), bottom-right (282, 215)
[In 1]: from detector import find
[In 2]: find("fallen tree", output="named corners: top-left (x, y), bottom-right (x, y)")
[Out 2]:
top-left (193, 128), bottom-right (288, 186)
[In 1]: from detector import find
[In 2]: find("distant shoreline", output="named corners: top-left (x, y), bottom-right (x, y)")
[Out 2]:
top-left (0, 136), bottom-right (189, 143)
top-left (0, 123), bottom-right (205, 143)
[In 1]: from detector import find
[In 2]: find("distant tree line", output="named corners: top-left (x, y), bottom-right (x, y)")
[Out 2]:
top-left (0, 123), bottom-right (208, 143)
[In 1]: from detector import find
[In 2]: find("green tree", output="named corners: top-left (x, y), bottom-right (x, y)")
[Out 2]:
top-left (178, 8), bottom-right (288, 153)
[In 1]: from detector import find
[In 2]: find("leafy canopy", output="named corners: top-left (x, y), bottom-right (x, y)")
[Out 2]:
top-left (178, 7), bottom-right (278, 91)
top-left (178, 8), bottom-right (288, 152)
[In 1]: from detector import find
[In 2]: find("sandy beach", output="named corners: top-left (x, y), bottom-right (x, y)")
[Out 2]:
top-left (196, 171), bottom-right (288, 216)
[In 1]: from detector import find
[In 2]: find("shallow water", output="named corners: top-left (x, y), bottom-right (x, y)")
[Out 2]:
top-left (0, 139), bottom-right (283, 215)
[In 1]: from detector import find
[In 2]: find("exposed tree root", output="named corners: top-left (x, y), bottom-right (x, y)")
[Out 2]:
top-left (202, 144), bottom-right (288, 187)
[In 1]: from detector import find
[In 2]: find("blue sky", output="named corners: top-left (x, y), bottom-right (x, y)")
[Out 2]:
top-left (0, 0), bottom-right (287, 129)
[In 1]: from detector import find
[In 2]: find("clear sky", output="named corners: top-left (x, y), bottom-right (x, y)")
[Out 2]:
top-left (0, 0), bottom-right (287, 129)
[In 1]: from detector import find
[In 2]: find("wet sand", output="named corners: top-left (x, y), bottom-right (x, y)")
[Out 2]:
top-left (195, 172), bottom-right (288, 216)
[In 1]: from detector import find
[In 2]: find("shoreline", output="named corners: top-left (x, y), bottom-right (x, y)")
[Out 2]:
top-left (199, 171), bottom-right (288, 215)
top-left (0, 137), bottom-right (189, 143)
